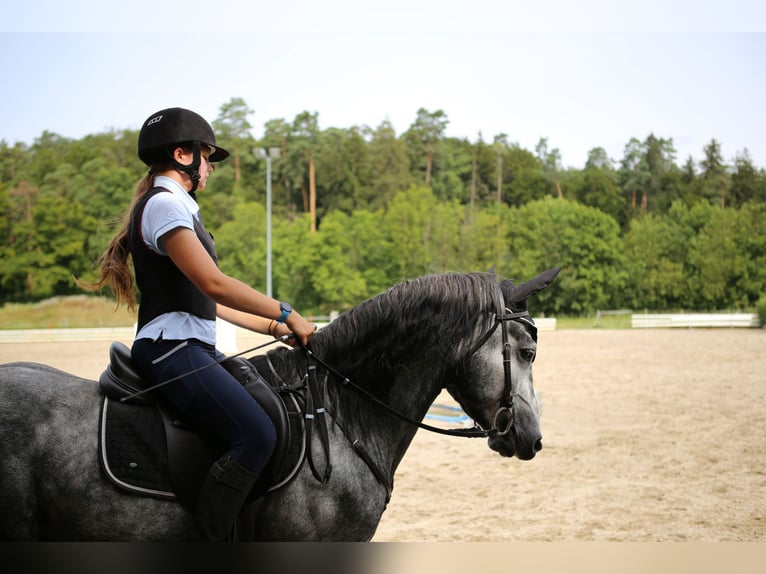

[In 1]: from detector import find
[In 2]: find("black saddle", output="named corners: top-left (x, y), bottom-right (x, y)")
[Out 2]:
top-left (98, 342), bottom-right (306, 509)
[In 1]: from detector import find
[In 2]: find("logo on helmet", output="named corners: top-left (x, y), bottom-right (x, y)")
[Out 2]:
top-left (147, 115), bottom-right (163, 126)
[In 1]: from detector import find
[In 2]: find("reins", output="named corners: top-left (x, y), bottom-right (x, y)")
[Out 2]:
top-left (119, 334), bottom-right (293, 403)
top-left (299, 344), bottom-right (496, 438)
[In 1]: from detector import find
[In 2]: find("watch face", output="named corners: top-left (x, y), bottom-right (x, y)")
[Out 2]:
top-left (280, 302), bottom-right (292, 313)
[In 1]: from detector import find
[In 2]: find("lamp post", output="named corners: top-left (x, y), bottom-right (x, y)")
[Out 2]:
top-left (254, 147), bottom-right (281, 298)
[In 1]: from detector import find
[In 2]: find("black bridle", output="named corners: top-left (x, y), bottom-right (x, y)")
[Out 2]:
top-left (461, 292), bottom-right (537, 438)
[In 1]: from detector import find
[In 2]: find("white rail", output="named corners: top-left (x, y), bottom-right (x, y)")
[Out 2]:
top-left (0, 327), bottom-right (136, 343)
top-left (631, 313), bottom-right (760, 329)
top-left (535, 317), bottom-right (557, 331)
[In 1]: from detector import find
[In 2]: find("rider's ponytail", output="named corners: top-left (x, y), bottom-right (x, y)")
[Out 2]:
top-left (76, 173), bottom-right (155, 311)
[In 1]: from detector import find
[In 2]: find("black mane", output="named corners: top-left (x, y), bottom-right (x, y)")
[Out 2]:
top-left (311, 272), bottom-right (503, 387)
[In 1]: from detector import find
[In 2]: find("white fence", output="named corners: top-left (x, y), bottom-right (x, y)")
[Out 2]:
top-left (0, 320), bottom-right (248, 351)
top-left (0, 327), bottom-right (136, 343)
top-left (535, 317), bottom-right (557, 331)
top-left (631, 313), bottom-right (760, 329)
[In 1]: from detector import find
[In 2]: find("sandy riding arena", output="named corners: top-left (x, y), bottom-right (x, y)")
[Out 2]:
top-left (1, 328), bottom-right (764, 542)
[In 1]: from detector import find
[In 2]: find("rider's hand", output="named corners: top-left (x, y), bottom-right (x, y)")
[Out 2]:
top-left (284, 311), bottom-right (317, 347)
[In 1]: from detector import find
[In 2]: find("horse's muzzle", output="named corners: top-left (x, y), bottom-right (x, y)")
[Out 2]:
top-left (488, 428), bottom-right (542, 460)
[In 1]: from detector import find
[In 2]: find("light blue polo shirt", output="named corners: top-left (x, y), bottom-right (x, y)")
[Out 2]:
top-left (134, 176), bottom-right (217, 345)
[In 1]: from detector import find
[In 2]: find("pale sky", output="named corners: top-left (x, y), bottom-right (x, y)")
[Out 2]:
top-left (2, 1), bottom-right (765, 169)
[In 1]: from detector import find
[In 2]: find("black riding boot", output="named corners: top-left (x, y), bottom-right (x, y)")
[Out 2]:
top-left (195, 455), bottom-right (258, 541)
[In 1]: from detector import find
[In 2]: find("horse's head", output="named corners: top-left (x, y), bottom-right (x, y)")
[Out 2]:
top-left (447, 267), bottom-right (560, 461)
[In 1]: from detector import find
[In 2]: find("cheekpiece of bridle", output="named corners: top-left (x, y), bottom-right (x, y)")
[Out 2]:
top-left (464, 289), bottom-right (537, 438)
top-left (489, 307), bottom-right (536, 437)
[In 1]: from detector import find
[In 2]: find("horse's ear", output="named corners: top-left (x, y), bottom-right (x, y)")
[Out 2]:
top-left (506, 267), bottom-right (561, 305)
top-left (488, 265), bottom-right (496, 274)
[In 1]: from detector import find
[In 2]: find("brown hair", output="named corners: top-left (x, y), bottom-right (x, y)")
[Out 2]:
top-left (77, 173), bottom-right (156, 311)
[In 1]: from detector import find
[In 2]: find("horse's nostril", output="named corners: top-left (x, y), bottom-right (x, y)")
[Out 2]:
top-left (534, 439), bottom-right (543, 452)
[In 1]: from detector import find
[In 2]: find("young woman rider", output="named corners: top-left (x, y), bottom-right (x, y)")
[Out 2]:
top-left (83, 107), bottom-right (316, 539)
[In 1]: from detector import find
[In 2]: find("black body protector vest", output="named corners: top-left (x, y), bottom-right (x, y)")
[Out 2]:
top-left (129, 188), bottom-right (218, 332)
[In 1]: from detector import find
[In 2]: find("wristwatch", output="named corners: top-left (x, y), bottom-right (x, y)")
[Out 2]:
top-left (277, 302), bottom-right (293, 323)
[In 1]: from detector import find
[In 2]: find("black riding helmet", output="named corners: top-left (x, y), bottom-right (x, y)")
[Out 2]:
top-left (138, 107), bottom-right (230, 193)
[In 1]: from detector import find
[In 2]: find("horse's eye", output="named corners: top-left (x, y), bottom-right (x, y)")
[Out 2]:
top-left (520, 349), bottom-right (536, 362)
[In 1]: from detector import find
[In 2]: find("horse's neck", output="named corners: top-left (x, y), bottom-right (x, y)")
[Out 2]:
top-left (310, 332), bottom-right (445, 476)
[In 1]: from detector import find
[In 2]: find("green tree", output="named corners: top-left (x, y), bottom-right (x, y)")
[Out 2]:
top-left (499, 144), bottom-right (542, 207)
top-left (39, 162), bottom-right (84, 201)
top-left (403, 108), bottom-right (449, 186)
top-left (622, 212), bottom-right (687, 310)
top-left (364, 120), bottom-right (413, 208)
top-left (699, 138), bottom-right (730, 207)
top-left (687, 205), bottom-right (746, 308)
top-left (198, 164), bottom-right (239, 231)
top-left (2, 180), bottom-right (38, 300)
top-left (314, 126), bottom-right (372, 216)
top-left (287, 111), bottom-right (320, 229)
top-left (585, 147), bottom-right (613, 171)
top-left (261, 118), bottom-right (293, 214)
top-left (343, 208), bottom-right (396, 297)
top-left (737, 201), bottom-right (766, 306)
top-left (214, 201), bottom-right (267, 291)
top-left (678, 155), bottom-right (705, 205)
top-left (0, 180), bottom-right (13, 299)
top-left (467, 134), bottom-right (499, 208)
top-left (535, 137), bottom-right (563, 197)
top-left (506, 197), bottom-right (627, 315)
top-left (506, 166), bottom-right (552, 206)
top-left (643, 133), bottom-right (676, 212)
top-left (493, 134), bottom-right (510, 204)
top-left (619, 137), bottom-right (649, 213)
top-left (730, 149), bottom-right (766, 207)
top-left (431, 136), bottom-right (473, 203)
top-left (382, 185), bottom-right (462, 279)
top-left (213, 97), bottom-right (255, 185)
top-left (2, 195), bottom-right (96, 300)
top-left (271, 213), bottom-right (317, 308)
top-left (535, 138), bottom-right (561, 173)
top-left (308, 211), bottom-right (369, 312)
top-left (569, 164), bottom-right (626, 227)
top-left (0, 140), bottom-right (31, 183)
top-left (24, 132), bottom-right (72, 185)
top-left (458, 202), bottom-right (513, 272)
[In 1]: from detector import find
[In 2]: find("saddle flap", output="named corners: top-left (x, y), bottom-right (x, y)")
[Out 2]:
top-left (221, 357), bottom-right (291, 486)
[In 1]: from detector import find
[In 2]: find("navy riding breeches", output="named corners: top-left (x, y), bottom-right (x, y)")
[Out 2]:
top-left (131, 338), bottom-right (276, 475)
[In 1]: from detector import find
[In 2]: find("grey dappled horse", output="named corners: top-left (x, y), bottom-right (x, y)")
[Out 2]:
top-left (0, 269), bottom-right (559, 541)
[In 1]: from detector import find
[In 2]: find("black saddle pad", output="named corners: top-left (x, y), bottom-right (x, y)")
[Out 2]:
top-left (99, 397), bottom-right (175, 499)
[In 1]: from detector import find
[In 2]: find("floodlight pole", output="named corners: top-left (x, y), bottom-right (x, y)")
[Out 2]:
top-left (254, 147), bottom-right (281, 298)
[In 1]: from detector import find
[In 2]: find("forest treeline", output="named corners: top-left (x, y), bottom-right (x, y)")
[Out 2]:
top-left (2, 97), bottom-right (765, 317)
